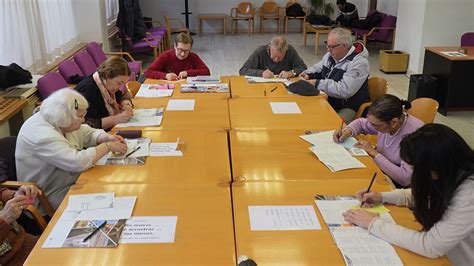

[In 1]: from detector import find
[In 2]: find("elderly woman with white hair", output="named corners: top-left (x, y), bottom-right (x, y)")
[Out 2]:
top-left (16, 88), bottom-right (128, 214)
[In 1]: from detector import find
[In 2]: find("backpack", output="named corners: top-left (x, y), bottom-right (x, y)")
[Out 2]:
top-left (286, 3), bottom-right (305, 17)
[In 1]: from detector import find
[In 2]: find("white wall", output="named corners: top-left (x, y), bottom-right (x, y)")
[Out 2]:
top-left (395, 0), bottom-right (474, 74)
top-left (73, 0), bottom-right (109, 50)
top-left (377, 0), bottom-right (398, 16)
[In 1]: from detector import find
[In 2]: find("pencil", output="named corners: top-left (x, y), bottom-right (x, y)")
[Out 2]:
top-left (270, 87), bottom-right (278, 93)
top-left (360, 172), bottom-right (377, 207)
top-left (264, 90), bottom-right (267, 96)
top-left (83, 221), bottom-right (106, 242)
top-left (125, 146), bottom-right (141, 158)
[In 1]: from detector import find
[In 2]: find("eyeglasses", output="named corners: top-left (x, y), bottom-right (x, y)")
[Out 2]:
top-left (74, 99), bottom-right (79, 110)
top-left (176, 47), bottom-right (191, 54)
top-left (325, 42), bottom-right (342, 50)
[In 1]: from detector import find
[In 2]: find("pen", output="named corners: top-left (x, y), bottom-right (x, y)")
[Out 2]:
top-left (264, 90), bottom-right (267, 96)
top-left (83, 221), bottom-right (106, 242)
top-left (337, 118), bottom-right (345, 142)
top-left (270, 86), bottom-right (278, 93)
top-left (125, 146), bottom-right (141, 158)
top-left (360, 172), bottom-right (378, 207)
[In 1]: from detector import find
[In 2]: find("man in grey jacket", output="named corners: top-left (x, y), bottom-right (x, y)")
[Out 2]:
top-left (239, 36), bottom-right (307, 78)
top-left (301, 27), bottom-right (369, 122)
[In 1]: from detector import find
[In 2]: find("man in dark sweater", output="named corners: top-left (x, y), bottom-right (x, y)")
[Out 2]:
top-left (144, 33), bottom-right (210, 80)
top-left (336, 0), bottom-right (359, 27)
top-left (239, 36), bottom-right (307, 78)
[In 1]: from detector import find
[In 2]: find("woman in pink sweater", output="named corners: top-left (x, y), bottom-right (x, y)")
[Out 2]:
top-left (333, 94), bottom-right (424, 186)
top-left (343, 124), bottom-right (474, 265)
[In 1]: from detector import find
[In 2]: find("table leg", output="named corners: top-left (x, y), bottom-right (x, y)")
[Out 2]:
top-left (315, 32), bottom-right (320, 55)
top-left (303, 24), bottom-right (307, 45)
top-left (224, 17), bottom-right (227, 36)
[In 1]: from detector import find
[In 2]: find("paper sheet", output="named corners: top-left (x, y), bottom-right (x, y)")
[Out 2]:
top-left (309, 145), bottom-right (366, 172)
top-left (115, 108), bottom-right (164, 128)
top-left (187, 76), bottom-right (220, 83)
top-left (119, 216), bottom-right (178, 243)
top-left (248, 205), bottom-right (321, 231)
top-left (149, 142), bottom-right (183, 156)
top-left (300, 130), bottom-right (358, 149)
top-left (245, 75), bottom-right (288, 83)
top-left (61, 196), bottom-right (137, 221)
top-left (67, 192), bottom-right (114, 212)
top-left (166, 99), bottom-right (195, 111)
top-left (135, 84), bottom-right (174, 98)
top-left (270, 102), bottom-right (302, 114)
top-left (351, 204), bottom-right (391, 214)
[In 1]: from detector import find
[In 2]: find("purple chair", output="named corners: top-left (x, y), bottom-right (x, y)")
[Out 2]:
top-left (37, 72), bottom-right (69, 99)
top-left (461, 32), bottom-right (474, 46)
top-left (352, 12), bottom-right (397, 48)
top-left (86, 42), bottom-right (142, 75)
top-left (73, 50), bottom-right (98, 76)
top-left (119, 30), bottom-right (162, 58)
top-left (58, 60), bottom-right (84, 84)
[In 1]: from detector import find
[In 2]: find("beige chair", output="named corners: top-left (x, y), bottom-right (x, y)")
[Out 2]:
top-left (259, 1), bottom-right (281, 34)
top-left (407, 97), bottom-right (439, 124)
top-left (164, 14), bottom-right (190, 49)
top-left (126, 80), bottom-right (141, 98)
top-left (284, 0), bottom-right (306, 34)
top-left (354, 77), bottom-right (388, 119)
top-left (231, 2), bottom-right (256, 35)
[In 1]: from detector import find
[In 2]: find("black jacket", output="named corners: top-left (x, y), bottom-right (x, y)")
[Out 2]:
top-left (116, 0), bottom-right (146, 42)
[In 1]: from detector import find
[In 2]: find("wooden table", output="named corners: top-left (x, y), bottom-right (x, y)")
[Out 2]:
top-left (26, 183), bottom-right (236, 265)
top-left (78, 130), bottom-right (231, 185)
top-left (198, 14), bottom-right (227, 36)
top-left (229, 76), bottom-right (327, 99)
top-left (118, 97), bottom-right (230, 131)
top-left (143, 77), bottom-right (231, 99)
top-left (303, 23), bottom-right (332, 55)
top-left (422, 46), bottom-right (474, 115)
top-left (0, 97), bottom-right (27, 136)
top-left (233, 180), bottom-right (450, 265)
top-left (230, 130), bottom-right (391, 183)
top-left (229, 97), bottom-right (340, 130)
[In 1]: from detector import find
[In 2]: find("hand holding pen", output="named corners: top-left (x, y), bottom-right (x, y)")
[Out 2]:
top-left (359, 173), bottom-right (379, 207)
top-left (262, 68), bottom-right (274, 78)
top-left (333, 118), bottom-right (349, 143)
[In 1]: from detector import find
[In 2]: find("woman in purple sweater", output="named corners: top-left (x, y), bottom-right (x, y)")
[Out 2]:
top-left (333, 94), bottom-right (424, 186)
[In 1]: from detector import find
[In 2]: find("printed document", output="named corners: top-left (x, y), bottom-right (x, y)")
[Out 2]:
top-left (67, 192), bottom-right (114, 211)
top-left (248, 205), bottom-right (321, 231)
top-left (61, 196), bottom-right (137, 221)
top-left (270, 102), bottom-right (302, 114)
top-left (119, 216), bottom-right (178, 243)
top-left (135, 84), bottom-right (174, 98)
top-left (309, 144), bottom-right (366, 172)
top-left (115, 108), bottom-right (164, 128)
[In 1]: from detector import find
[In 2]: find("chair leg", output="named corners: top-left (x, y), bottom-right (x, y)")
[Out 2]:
top-left (285, 18), bottom-right (288, 34)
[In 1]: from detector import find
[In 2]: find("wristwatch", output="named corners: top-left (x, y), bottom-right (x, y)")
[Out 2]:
top-left (291, 70), bottom-right (297, 77)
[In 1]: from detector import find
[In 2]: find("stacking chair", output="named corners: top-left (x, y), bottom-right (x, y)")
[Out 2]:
top-left (0, 136), bottom-right (53, 231)
top-left (259, 1), bottom-right (281, 34)
top-left (126, 80), bottom-right (141, 98)
top-left (460, 32), bottom-right (474, 46)
top-left (37, 72), bottom-right (69, 99)
top-left (119, 29), bottom-right (162, 59)
top-left (407, 97), bottom-right (439, 124)
top-left (164, 14), bottom-right (190, 49)
top-left (354, 77), bottom-right (388, 119)
top-left (86, 42), bottom-right (142, 76)
top-left (58, 60), bottom-right (84, 84)
top-left (73, 50), bottom-right (98, 76)
top-left (284, 0), bottom-right (306, 34)
top-left (231, 2), bottom-right (256, 35)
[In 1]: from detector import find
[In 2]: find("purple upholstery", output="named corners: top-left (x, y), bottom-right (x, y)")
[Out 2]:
top-left (58, 60), bottom-right (84, 83)
top-left (73, 50), bottom-right (98, 76)
top-left (86, 42), bottom-right (108, 66)
top-left (127, 61), bottom-right (141, 75)
top-left (353, 12), bottom-right (396, 43)
top-left (461, 32), bottom-right (474, 46)
top-left (37, 72), bottom-right (69, 99)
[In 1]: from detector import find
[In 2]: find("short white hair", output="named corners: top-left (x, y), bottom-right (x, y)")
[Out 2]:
top-left (329, 27), bottom-right (353, 47)
top-left (269, 36), bottom-right (288, 53)
top-left (40, 88), bottom-right (89, 128)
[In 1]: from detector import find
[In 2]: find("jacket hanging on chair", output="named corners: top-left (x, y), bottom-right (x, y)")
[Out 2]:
top-left (116, 0), bottom-right (146, 42)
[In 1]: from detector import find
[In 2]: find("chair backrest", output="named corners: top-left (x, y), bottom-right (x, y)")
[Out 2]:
top-left (407, 97), bottom-right (439, 124)
top-left (368, 76), bottom-right (388, 101)
top-left (371, 15), bottom-right (396, 42)
top-left (37, 72), bottom-right (69, 99)
top-left (461, 32), bottom-right (474, 46)
top-left (126, 81), bottom-right (141, 98)
top-left (0, 136), bottom-right (17, 182)
top-left (73, 50), bottom-right (98, 76)
top-left (86, 42), bottom-right (107, 66)
top-left (237, 2), bottom-right (253, 14)
top-left (261, 2), bottom-right (279, 15)
top-left (58, 60), bottom-right (84, 83)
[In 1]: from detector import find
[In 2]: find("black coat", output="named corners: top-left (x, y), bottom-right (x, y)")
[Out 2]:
top-left (116, 0), bottom-right (146, 42)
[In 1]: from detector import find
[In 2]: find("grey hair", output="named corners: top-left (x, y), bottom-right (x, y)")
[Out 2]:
top-left (269, 36), bottom-right (288, 52)
top-left (40, 88), bottom-right (89, 128)
top-left (329, 27), bottom-right (353, 47)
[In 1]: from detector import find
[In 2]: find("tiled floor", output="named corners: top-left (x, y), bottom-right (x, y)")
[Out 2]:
top-left (137, 33), bottom-right (474, 147)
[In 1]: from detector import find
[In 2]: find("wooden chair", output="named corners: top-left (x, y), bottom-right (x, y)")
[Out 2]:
top-left (231, 2), bottom-right (255, 35)
top-left (407, 97), bottom-right (439, 124)
top-left (259, 1), bottom-right (281, 34)
top-left (164, 14), bottom-right (190, 49)
top-left (126, 80), bottom-right (141, 98)
top-left (354, 77), bottom-right (388, 119)
top-left (284, 0), bottom-right (306, 34)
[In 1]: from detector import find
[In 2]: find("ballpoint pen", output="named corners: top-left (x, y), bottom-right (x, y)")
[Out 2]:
top-left (125, 146), bottom-right (141, 159)
top-left (360, 172), bottom-right (378, 207)
top-left (83, 221), bottom-right (106, 242)
top-left (270, 87), bottom-right (278, 93)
